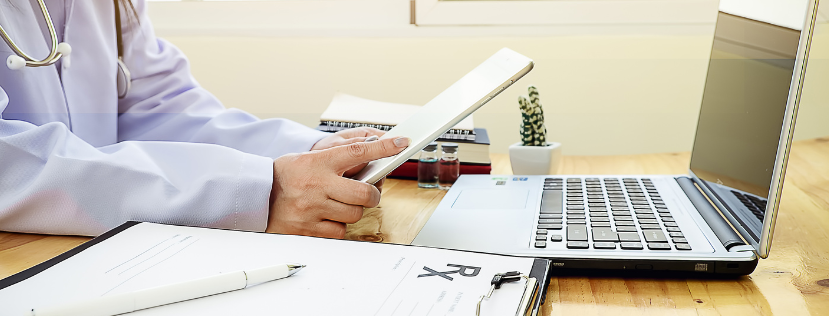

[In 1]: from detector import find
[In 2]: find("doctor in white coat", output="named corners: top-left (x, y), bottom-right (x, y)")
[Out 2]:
top-left (0, 0), bottom-right (409, 237)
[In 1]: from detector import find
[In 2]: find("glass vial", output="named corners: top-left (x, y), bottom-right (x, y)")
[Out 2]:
top-left (439, 143), bottom-right (460, 190)
top-left (417, 142), bottom-right (439, 188)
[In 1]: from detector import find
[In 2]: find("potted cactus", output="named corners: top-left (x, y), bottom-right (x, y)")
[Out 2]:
top-left (508, 86), bottom-right (562, 175)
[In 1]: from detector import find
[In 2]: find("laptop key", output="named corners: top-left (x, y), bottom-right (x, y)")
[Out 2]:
top-left (539, 219), bottom-right (563, 224)
top-left (642, 230), bottom-right (668, 242)
top-left (664, 222), bottom-right (679, 227)
top-left (614, 216), bottom-right (633, 221)
top-left (540, 214), bottom-right (563, 219)
top-left (661, 217), bottom-right (676, 222)
top-left (591, 222), bottom-right (611, 227)
top-left (618, 232), bottom-right (641, 242)
top-left (612, 211), bottom-right (631, 216)
top-left (616, 226), bottom-right (638, 232)
top-left (567, 241), bottom-right (590, 249)
top-left (636, 214), bottom-right (656, 219)
top-left (538, 224), bottom-right (563, 230)
top-left (675, 244), bottom-right (692, 250)
top-left (567, 225), bottom-right (588, 241)
top-left (593, 242), bottom-right (617, 249)
top-left (638, 219), bottom-right (658, 224)
top-left (535, 235), bottom-right (547, 241)
top-left (592, 217), bottom-right (610, 222)
top-left (550, 235), bottom-right (563, 242)
top-left (535, 241), bottom-right (547, 248)
top-left (567, 211), bottom-right (585, 215)
top-left (536, 229), bottom-right (548, 235)
top-left (567, 215), bottom-right (585, 219)
top-left (647, 243), bottom-right (672, 250)
top-left (568, 220), bottom-right (586, 225)
top-left (567, 206), bottom-right (585, 210)
top-left (620, 242), bottom-right (644, 250)
top-left (615, 221), bottom-right (636, 226)
top-left (666, 227), bottom-right (682, 232)
top-left (591, 228), bottom-right (618, 242)
top-left (672, 238), bottom-right (688, 243)
top-left (640, 224), bottom-right (661, 229)
top-left (669, 232), bottom-right (684, 238)
top-left (589, 212), bottom-right (609, 217)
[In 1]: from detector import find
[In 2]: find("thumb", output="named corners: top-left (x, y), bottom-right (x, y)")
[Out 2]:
top-left (322, 136), bottom-right (410, 173)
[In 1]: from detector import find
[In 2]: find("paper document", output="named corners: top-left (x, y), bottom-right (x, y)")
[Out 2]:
top-left (0, 223), bottom-right (537, 316)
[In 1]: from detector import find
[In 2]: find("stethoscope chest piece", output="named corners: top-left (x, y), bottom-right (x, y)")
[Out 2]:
top-left (116, 58), bottom-right (131, 99)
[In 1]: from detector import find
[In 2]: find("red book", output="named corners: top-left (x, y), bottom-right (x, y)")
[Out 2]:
top-left (387, 161), bottom-right (491, 180)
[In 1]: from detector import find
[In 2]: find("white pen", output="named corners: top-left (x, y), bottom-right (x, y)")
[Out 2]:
top-left (30, 264), bottom-right (305, 316)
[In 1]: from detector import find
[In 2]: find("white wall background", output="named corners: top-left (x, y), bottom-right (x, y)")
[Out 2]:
top-left (149, 2), bottom-right (828, 156)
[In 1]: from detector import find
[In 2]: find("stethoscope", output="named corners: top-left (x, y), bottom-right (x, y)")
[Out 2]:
top-left (0, 0), bottom-right (131, 98)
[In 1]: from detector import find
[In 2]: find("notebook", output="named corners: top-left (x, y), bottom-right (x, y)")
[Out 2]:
top-left (0, 222), bottom-right (550, 316)
top-left (319, 93), bottom-right (477, 141)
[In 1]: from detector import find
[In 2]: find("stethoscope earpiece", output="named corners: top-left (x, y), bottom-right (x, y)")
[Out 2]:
top-left (7, 55), bottom-right (25, 70)
top-left (57, 42), bottom-right (72, 69)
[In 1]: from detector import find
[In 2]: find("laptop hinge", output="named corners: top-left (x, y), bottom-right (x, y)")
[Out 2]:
top-left (728, 245), bottom-right (756, 253)
top-left (675, 177), bottom-right (746, 250)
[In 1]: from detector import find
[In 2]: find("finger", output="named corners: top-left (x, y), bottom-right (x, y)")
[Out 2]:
top-left (312, 220), bottom-right (348, 239)
top-left (330, 136), bottom-right (371, 149)
top-left (343, 162), bottom-right (369, 178)
top-left (317, 199), bottom-right (365, 224)
top-left (322, 137), bottom-right (410, 173)
top-left (375, 177), bottom-right (386, 194)
top-left (328, 177), bottom-right (382, 208)
top-left (336, 126), bottom-right (385, 139)
top-left (361, 127), bottom-right (385, 137)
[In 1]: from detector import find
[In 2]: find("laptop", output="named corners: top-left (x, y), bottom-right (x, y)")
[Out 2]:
top-left (412, 0), bottom-right (821, 275)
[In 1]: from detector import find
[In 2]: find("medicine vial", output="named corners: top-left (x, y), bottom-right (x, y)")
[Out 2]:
top-left (417, 142), bottom-right (439, 188)
top-left (439, 143), bottom-right (460, 190)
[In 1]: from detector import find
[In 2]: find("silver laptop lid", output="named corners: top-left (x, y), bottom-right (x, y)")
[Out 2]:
top-left (688, 0), bottom-right (820, 258)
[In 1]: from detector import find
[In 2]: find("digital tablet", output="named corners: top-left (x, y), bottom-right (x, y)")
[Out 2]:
top-left (353, 48), bottom-right (534, 184)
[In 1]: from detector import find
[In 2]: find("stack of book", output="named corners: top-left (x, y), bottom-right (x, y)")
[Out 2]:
top-left (317, 93), bottom-right (491, 179)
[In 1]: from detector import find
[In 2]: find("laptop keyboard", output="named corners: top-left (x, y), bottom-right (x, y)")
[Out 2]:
top-left (534, 177), bottom-right (691, 251)
top-left (731, 190), bottom-right (766, 221)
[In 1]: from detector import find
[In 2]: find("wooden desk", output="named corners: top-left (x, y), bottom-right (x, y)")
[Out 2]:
top-left (3, 138), bottom-right (829, 315)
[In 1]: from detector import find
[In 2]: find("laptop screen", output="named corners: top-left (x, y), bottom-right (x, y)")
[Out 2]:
top-left (689, 0), bottom-right (811, 242)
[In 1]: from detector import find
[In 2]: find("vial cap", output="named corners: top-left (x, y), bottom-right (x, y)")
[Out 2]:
top-left (423, 142), bottom-right (438, 151)
top-left (441, 143), bottom-right (458, 153)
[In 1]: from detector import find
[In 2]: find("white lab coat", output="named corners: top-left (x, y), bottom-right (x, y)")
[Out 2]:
top-left (0, 0), bottom-right (328, 236)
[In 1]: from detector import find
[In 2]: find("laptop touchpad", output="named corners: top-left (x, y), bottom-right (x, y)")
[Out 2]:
top-left (452, 189), bottom-right (529, 209)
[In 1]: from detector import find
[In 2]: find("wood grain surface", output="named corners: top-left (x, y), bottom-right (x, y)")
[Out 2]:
top-left (3, 138), bottom-right (829, 315)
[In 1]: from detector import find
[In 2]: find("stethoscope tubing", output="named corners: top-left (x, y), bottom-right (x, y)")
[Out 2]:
top-left (0, 0), bottom-right (64, 67)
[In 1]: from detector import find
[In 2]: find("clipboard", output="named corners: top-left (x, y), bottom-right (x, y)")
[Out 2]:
top-left (0, 222), bottom-right (550, 316)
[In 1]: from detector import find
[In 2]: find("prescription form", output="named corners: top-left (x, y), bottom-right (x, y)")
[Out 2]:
top-left (0, 222), bottom-right (539, 316)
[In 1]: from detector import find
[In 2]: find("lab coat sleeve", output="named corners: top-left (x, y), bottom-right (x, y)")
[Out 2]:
top-left (0, 87), bottom-right (274, 236)
top-left (116, 0), bottom-right (328, 159)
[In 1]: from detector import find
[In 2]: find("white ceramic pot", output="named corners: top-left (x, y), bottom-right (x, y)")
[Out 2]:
top-left (508, 142), bottom-right (562, 175)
